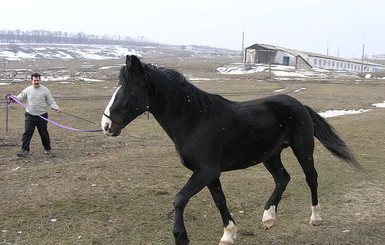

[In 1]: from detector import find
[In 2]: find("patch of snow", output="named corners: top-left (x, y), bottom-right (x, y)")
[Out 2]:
top-left (273, 87), bottom-right (289, 93)
top-left (273, 70), bottom-right (307, 77)
top-left (217, 63), bottom-right (329, 78)
top-left (0, 44), bottom-right (143, 61)
top-left (189, 77), bottom-right (212, 81)
top-left (100, 65), bottom-right (120, 70)
top-left (44, 76), bottom-right (71, 82)
top-left (55, 51), bottom-right (73, 59)
top-left (319, 109), bottom-right (371, 118)
top-left (0, 82), bottom-right (10, 86)
top-left (372, 101), bottom-right (385, 108)
top-left (312, 67), bottom-right (330, 72)
top-left (293, 87), bottom-right (307, 93)
top-left (217, 63), bottom-right (266, 74)
top-left (80, 78), bottom-right (103, 82)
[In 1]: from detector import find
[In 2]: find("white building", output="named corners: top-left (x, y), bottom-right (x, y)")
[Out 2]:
top-left (245, 43), bottom-right (385, 72)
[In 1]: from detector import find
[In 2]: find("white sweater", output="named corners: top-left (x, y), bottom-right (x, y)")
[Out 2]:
top-left (16, 85), bottom-right (60, 115)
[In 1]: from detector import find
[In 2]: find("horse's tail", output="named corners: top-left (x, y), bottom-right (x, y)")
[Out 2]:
top-left (305, 105), bottom-right (366, 173)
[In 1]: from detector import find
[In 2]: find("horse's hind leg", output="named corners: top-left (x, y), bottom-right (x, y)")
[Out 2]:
top-left (291, 135), bottom-right (322, 226)
top-left (208, 179), bottom-right (237, 245)
top-left (262, 153), bottom-right (291, 229)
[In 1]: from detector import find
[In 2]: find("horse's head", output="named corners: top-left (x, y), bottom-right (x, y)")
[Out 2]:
top-left (101, 55), bottom-right (149, 136)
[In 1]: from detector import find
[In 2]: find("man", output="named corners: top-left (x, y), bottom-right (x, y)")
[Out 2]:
top-left (13, 73), bottom-right (63, 157)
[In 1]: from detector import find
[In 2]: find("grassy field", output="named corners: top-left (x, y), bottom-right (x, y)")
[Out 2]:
top-left (0, 58), bottom-right (384, 244)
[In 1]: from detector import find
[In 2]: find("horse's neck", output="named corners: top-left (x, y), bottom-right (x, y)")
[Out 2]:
top-left (150, 92), bottom-right (232, 145)
top-left (150, 95), bottom-right (189, 135)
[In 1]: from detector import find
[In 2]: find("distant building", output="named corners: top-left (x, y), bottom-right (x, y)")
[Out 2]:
top-left (245, 43), bottom-right (385, 72)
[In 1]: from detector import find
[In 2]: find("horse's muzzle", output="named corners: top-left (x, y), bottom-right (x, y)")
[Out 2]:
top-left (101, 114), bottom-right (122, 136)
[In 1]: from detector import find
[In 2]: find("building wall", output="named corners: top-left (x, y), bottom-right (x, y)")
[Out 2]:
top-left (274, 51), bottom-right (296, 66)
top-left (308, 56), bottom-right (384, 72)
top-left (245, 49), bottom-right (256, 63)
top-left (247, 49), bottom-right (297, 66)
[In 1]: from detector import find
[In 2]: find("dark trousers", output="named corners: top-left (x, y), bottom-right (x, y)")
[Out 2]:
top-left (21, 112), bottom-right (51, 151)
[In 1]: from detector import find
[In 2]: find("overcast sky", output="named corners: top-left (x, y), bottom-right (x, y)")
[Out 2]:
top-left (2, 0), bottom-right (384, 58)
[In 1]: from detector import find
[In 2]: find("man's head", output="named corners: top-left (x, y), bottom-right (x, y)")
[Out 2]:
top-left (31, 73), bottom-right (41, 88)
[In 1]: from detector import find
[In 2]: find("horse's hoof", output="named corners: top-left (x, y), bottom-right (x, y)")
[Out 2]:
top-left (309, 219), bottom-right (322, 226)
top-left (176, 239), bottom-right (191, 245)
top-left (262, 205), bottom-right (276, 230)
top-left (219, 241), bottom-right (234, 245)
top-left (263, 218), bottom-right (276, 230)
top-left (219, 221), bottom-right (237, 245)
top-left (310, 204), bottom-right (322, 226)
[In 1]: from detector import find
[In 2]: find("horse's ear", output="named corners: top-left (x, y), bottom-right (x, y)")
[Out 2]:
top-left (126, 55), bottom-right (143, 74)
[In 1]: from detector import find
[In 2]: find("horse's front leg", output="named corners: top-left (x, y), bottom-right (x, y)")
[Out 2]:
top-left (173, 170), bottom-right (219, 245)
top-left (208, 179), bottom-right (237, 245)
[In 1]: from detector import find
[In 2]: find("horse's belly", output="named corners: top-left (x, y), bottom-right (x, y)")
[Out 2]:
top-left (220, 144), bottom-right (277, 171)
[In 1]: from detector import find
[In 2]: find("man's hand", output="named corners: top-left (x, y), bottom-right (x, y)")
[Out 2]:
top-left (5, 94), bottom-right (15, 103)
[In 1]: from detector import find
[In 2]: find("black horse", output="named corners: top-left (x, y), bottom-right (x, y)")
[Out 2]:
top-left (101, 55), bottom-right (363, 245)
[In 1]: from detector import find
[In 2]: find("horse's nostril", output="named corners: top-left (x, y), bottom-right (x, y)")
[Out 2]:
top-left (102, 123), bottom-right (111, 134)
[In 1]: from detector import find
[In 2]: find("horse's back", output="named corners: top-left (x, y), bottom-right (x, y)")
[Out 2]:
top-left (235, 94), bottom-right (310, 123)
top-left (218, 94), bottom-right (314, 171)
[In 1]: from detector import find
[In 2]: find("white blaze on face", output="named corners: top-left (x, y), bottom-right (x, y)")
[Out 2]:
top-left (101, 85), bottom-right (121, 134)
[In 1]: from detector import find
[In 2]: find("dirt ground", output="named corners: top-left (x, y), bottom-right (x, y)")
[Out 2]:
top-left (0, 57), bottom-right (384, 244)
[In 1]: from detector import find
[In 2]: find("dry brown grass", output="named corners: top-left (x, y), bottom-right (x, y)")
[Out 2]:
top-left (0, 58), bottom-right (384, 244)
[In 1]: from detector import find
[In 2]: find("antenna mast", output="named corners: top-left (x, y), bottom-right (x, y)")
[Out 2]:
top-left (241, 0), bottom-right (245, 63)
top-left (361, 29), bottom-right (366, 72)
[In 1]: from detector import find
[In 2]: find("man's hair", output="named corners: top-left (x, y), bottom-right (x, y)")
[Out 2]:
top-left (31, 73), bottom-right (41, 80)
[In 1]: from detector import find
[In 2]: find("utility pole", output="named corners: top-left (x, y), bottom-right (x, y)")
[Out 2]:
top-left (242, 31), bottom-right (245, 63)
top-left (361, 29), bottom-right (366, 72)
top-left (241, 0), bottom-right (245, 63)
top-left (361, 43), bottom-right (365, 72)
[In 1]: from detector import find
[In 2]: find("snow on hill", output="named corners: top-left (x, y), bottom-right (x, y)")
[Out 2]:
top-left (0, 43), bottom-right (239, 61)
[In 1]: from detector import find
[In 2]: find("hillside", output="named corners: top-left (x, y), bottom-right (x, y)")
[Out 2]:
top-left (0, 43), bottom-right (241, 86)
top-left (0, 43), bottom-right (240, 61)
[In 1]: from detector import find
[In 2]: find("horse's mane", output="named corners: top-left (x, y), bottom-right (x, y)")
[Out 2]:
top-left (142, 64), bottom-right (227, 117)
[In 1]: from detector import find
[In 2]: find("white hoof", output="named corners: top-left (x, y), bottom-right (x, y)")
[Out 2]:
top-left (219, 221), bottom-right (237, 245)
top-left (219, 241), bottom-right (234, 245)
top-left (309, 218), bottom-right (322, 226)
top-left (310, 204), bottom-right (322, 226)
top-left (262, 205), bottom-right (276, 229)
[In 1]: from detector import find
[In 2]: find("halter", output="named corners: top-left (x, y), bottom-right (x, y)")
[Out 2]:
top-left (143, 76), bottom-right (150, 119)
top-left (103, 80), bottom-right (150, 129)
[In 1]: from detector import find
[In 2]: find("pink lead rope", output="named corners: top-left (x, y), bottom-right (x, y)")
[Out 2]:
top-left (5, 94), bottom-right (102, 133)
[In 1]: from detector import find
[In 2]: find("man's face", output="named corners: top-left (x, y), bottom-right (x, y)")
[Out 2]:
top-left (31, 76), bottom-right (41, 88)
